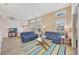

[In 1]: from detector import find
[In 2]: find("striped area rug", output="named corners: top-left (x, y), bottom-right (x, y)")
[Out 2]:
top-left (22, 39), bottom-right (73, 55)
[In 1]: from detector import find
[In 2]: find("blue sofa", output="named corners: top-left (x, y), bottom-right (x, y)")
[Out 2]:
top-left (21, 32), bottom-right (38, 43)
top-left (45, 32), bottom-right (62, 43)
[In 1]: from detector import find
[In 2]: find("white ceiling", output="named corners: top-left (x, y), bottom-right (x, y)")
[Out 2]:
top-left (0, 3), bottom-right (71, 20)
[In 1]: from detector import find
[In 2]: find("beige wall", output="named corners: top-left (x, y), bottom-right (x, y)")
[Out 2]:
top-left (41, 6), bottom-right (72, 32)
top-left (41, 13), bottom-right (56, 31)
top-left (2, 17), bottom-right (8, 38)
top-left (66, 6), bottom-right (72, 26)
top-left (54, 6), bottom-right (72, 27)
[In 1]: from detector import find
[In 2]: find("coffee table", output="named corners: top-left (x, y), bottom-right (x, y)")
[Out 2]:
top-left (36, 37), bottom-right (50, 50)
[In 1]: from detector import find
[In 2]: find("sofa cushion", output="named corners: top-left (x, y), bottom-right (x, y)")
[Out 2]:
top-left (45, 31), bottom-right (62, 43)
top-left (21, 32), bottom-right (38, 43)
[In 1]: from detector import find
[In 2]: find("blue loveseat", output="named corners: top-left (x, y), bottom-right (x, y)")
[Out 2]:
top-left (21, 32), bottom-right (38, 43)
top-left (45, 32), bottom-right (62, 43)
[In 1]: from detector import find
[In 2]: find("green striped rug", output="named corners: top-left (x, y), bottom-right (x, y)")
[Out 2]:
top-left (22, 40), bottom-right (66, 55)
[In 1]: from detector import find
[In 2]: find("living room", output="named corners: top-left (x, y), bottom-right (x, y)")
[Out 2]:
top-left (0, 3), bottom-right (78, 55)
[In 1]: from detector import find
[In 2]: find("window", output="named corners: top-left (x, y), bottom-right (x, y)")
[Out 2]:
top-left (55, 10), bottom-right (66, 17)
top-left (30, 19), bottom-right (36, 32)
top-left (29, 18), bottom-right (42, 32)
top-left (56, 18), bottom-right (65, 32)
